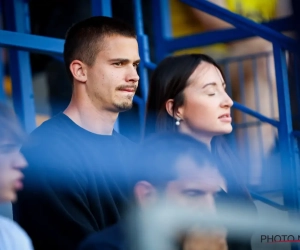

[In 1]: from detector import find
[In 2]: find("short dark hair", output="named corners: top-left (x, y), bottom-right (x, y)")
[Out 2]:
top-left (0, 103), bottom-right (24, 144)
top-left (130, 132), bottom-right (217, 190)
top-left (145, 54), bottom-right (224, 137)
top-left (63, 16), bottom-right (137, 80)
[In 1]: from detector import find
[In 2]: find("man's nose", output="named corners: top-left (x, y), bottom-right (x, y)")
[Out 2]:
top-left (13, 152), bottom-right (28, 169)
top-left (126, 66), bottom-right (140, 82)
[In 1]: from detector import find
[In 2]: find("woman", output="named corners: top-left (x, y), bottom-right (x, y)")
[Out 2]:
top-left (0, 102), bottom-right (33, 250)
top-left (145, 54), bottom-right (256, 249)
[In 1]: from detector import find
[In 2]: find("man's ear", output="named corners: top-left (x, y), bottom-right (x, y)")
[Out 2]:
top-left (165, 99), bottom-right (184, 120)
top-left (69, 60), bottom-right (87, 83)
top-left (134, 181), bottom-right (157, 207)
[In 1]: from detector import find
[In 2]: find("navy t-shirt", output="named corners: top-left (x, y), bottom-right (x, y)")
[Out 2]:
top-left (14, 113), bottom-right (135, 250)
top-left (78, 223), bottom-right (124, 250)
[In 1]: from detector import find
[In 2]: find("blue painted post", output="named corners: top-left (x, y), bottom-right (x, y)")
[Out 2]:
top-left (273, 43), bottom-right (300, 220)
top-left (133, 0), bottom-right (157, 137)
top-left (3, 0), bottom-right (36, 132)
top-left (252, 57), bottom-right (264, 160)
top-left (0, 4), bottom-right (4, 101)
top-left (237, 60), bottom-right (252, 184)
top-left (266, 52), bottom-right (276, 118)
top-left (0, 48), bottom-right (5, 101)
top-left (91, 0), bottom-right (112, 17)
top-left (133, 0), bottom-right (150, 101)
top-left (294, 56), bottom-right (300, 119)
top-left (152, 0), bottom-right (172, 62)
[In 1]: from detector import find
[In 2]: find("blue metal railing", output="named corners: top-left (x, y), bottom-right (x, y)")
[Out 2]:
top-left (0, 0), bottom-right (299, 226)
top-left (2, 0), bottom-right (36, 132)
top-left (181, 0), bottom-right (298, 53)
top-left (0, 48), bottom-right (5, 101)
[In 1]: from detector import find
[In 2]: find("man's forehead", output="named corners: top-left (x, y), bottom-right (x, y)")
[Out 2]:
top-left (174, 157), bottom-right (226, 191)
top-left (99, 35), bottom-right (138, 54)
top-left (175, 156), bottom-right (218, 176)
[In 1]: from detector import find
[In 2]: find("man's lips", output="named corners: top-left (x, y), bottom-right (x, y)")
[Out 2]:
top-left (117, 85), bottom-right (137, 93)
top-left (13, 174), bottom-right (24, 190)
top-left (119, 88), bottom-right (136, 92)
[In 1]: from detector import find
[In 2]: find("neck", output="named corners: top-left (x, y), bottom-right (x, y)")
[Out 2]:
top-left (179, 127), bottom-right (212, 151)
top-left (64, 87), bottom-right (118, 135)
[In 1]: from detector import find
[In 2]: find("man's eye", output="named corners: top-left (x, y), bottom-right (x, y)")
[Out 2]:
top-left (182, 190), bottom-right (205, 197)
top-left (113, 62), bottom-right (122, 66)
top-left (133, 63), bottom-right (139, 68)
top-left (208, 93), bottom-right (216, 96)
top-left (0, 144), bottom-right (20, 154)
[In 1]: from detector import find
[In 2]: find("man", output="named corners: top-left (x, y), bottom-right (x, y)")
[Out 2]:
top-left (14, 16), bottom-right (140, 250)
top-left (77, 133), bottom-right (228, 250)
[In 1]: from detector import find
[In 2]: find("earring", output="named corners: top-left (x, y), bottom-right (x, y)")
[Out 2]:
top-left (175, 119), bottom-right (181, 126)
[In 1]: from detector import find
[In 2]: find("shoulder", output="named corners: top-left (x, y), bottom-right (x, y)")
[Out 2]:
top-left (22, 113), bottom-right (78, 157)
top-left (0, 216), bottom-right (33, 250)
top-left (20, 115), bottom-right (86, 181)
top-left (78, 223), bottom-right (123, 250)
top-left (28, 113), bottom-right (72, 142)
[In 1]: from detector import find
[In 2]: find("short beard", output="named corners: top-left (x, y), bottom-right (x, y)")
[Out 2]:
top-left (114, 100), bottom-right (133, 112)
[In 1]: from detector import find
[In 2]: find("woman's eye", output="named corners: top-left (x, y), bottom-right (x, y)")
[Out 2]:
top-left (208, 93), bottom-right (216, 96)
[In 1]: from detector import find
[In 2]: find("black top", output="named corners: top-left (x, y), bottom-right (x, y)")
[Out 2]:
top-left (77, 222), bottom-right (124, 250)
top-left (14, 113), bottom-right (136, 250)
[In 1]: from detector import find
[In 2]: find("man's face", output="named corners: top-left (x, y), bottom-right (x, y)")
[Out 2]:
top-left (0, 140), bottom-right (27, 202)
top-left (85, 35), bottom-right (140, 112)
top-left (164, 155), bottom-right (226, 212)
top-left (134, 155), bottom-right (227, 250)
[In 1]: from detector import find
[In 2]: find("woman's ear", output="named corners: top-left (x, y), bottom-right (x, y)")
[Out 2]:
top-left (69, 60), bottom-right (87, 83)
top-left (165, 99), bottom-right (184, 120)
top-left (134, 181), bottom-right (158, 208)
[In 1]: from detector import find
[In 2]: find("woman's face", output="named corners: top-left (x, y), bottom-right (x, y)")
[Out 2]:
top-left (0, 140), bottom-right (27, 202)
top-left (176, 62), bottom-right (233, 142)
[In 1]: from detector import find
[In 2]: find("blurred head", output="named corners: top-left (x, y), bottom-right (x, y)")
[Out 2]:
top-left (64, 16), bottom-right (140, 112)
top-left (145, 54), bottom-right (233, 144)
top-left (132, 133), bottom-right (226, 212)
top-left (0, 103), bottom-right (27, 203)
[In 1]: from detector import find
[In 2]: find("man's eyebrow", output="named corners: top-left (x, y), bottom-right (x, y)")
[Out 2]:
top-left (108, 58), bottom-right (141, 63)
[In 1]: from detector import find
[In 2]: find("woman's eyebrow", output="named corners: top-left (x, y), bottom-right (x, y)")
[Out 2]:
top-left (202, 82), bottom-right (217, 89)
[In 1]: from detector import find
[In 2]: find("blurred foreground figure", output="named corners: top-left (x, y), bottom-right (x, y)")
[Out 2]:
top-left (0, 103), bottom-right (33, 250)
top-left (14, 16), bottom-right (140, 250)
top-left (78, 132), bottom-right (227, 250)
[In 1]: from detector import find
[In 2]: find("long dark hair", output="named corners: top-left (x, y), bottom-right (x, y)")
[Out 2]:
top-left (145, 54), bottom-right (252, 199)
top-left (145, 54), bottom-right (222, 136)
